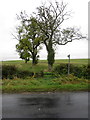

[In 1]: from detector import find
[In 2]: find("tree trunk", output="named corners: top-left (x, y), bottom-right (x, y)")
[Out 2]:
top-left (47, 51), bottom-right (54, 71)
top-left (48, 64), bottom-right (52, 71)
top-left (32, 53), bottom-right (37, 65)
top-left (25, 59), bottom-right (27, 63)
top-left (32, 55), bottom-right (36, 65)
top-left (47, 45), bottom-right (55, 71)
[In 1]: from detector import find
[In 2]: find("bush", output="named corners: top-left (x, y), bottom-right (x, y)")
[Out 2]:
top-left (2, 65), bottom-right (17, 79)
top-left (53, 63), bottom-right (90, 79)
top-left (70, 64), bottom-right (85, 78)
top-left (2, 65), bottom-right (44, 79)
top-left (34, 71), bottom-right (44, 78)
top-left (16, 70), bottom-right (34, 79)
top-left (84, 65), bottom-right (90, 79)
top-left (53, 63), bottom-right (68, 75)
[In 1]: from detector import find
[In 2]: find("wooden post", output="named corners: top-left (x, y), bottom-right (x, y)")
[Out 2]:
top-left (67, 54), bottom-right (70, 75)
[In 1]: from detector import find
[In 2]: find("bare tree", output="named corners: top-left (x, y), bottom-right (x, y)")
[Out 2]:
top-left (35, 1), bottom-right (85, 71)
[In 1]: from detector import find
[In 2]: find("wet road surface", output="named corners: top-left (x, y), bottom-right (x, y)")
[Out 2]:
top-left (2, 92), bottom-right (88, 118)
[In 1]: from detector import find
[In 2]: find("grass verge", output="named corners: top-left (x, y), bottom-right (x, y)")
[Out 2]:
top-left (2, 75), bottom-right (89, 93)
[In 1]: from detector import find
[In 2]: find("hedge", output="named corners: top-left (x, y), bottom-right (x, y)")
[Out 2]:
top-left (53, 63), bottom-right (90, 79)
top-left (2, 65), bottom-right (44, 79)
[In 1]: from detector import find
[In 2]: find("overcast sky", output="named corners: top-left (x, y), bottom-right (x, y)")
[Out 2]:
top-left (0, 0), bottom-right (89, 61)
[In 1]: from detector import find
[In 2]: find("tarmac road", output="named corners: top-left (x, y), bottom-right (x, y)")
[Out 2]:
top-left (2, 92), bottom-right (88, 118)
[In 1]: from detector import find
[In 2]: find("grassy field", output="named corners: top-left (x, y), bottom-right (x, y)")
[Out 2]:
top-left (2, 59), bottom-right (89, 72)
top-left (2, 59), bottom-right (88, 65)
top-left (1, 59), bottom-right (89, 93)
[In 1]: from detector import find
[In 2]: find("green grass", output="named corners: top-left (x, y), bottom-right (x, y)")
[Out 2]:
top-left (2, 74), bottom-right (89, 93)
top-left (1, 59), bottom-right (89, 93)
top-left (2, 59), bottom-right (89, 72)
top-left (2, 59), bottom-right (88, 64)
top-left (2, 60), bottom-right (48, 72)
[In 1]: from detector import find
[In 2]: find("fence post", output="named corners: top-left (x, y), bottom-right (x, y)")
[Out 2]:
top-left (67, 54), bottom-right (70, 75)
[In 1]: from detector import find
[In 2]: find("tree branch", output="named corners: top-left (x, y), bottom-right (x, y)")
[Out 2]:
top-left (11, 33), bottom-right (19, 40)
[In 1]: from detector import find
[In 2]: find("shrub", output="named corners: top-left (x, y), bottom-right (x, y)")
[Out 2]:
top-left (2, 65), bottom-right (34, 79)
top-left (53, 63), bottom-right (68, 75)
top-left (70, 64), bottom-right (84, 78)
top-left (53, 63), bottom-right (89, 79)
top-left (84, 64), bottom-right (90, 79)
top-left (2, 65), bottom-right (44, 79)
top-left (2, 65), bottom-right (17, 79)
top-left (16, 70), bottom-right (34, 79)
top-left (34, 71), bottom-right (44, 78)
